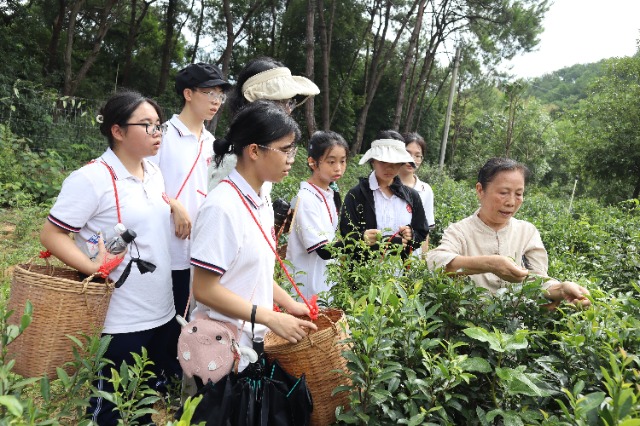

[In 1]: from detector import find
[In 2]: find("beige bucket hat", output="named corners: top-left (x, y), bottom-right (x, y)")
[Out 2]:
top-left (358, 139), bottom-right (415, 166)
top-left (242, 67), bottom-right (320, 102)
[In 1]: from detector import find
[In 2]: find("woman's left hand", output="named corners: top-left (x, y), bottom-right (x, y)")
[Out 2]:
top-left (399, 225), bottom-right (412, 245)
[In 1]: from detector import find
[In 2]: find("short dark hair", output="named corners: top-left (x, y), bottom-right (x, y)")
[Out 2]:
top-left (402, 132), bottom-right (427, 156)
top-left (307, 130), bottom-right (350, 172)
top-left (98, 90), bottom-right (164, 149)
top-left (376, 129), bottom-right (404, 142)
top-left (213, 100), bottom-right (301, 167)
top-left (477, 157), bottom-right (530, 188)
top-left (227, 57), bottom-right (286, 116)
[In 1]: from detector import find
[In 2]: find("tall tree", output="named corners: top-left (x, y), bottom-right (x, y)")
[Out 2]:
top-left (304, 0), bottom-right (317, 136)
top-left (62, 0), bottom-right (121, 96)
top-left (121, 0), bottom-right (154, 87)
top-left (352, 0), bottom-right (419, 154)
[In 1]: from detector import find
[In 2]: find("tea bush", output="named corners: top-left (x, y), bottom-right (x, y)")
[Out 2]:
top-left (1, 161), bottom-right (639, 424)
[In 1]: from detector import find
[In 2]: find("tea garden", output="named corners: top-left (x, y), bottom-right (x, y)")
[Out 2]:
top-left (1, 158), bottom-right (639, 425)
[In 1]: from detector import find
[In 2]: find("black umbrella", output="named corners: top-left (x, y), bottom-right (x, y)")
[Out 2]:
top-left (176, 356), bottom-right (313, 426)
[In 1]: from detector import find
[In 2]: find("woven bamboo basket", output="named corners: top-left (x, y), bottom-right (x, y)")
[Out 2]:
top-left (5, 257), bottom-right (114, 378)
top-left (264, 308), bottom-right (351, 426)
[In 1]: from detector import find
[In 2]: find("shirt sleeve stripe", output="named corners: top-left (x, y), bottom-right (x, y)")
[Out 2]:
top-left (190, 258), bottom-right (226, 275)
top-left (47, 214), bottom-right (81, 233)
top-left (307, 240), bottom-right (329, 253)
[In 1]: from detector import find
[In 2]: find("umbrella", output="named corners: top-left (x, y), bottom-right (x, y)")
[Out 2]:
top-left (176, 356), bottom-right (313, 426)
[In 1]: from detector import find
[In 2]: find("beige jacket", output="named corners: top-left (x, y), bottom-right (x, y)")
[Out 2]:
top-left (426, 210), bottom-right (549, 293)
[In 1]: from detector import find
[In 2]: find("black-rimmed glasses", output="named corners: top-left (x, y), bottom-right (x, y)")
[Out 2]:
top-left (122, 122), bottom-right (168, 136)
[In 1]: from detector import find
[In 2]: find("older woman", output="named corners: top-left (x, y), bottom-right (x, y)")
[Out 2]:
top-left (427, 157), bottom-right (590, 307)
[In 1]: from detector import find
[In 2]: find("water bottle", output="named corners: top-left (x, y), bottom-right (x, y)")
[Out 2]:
top-left (81, 223), bottom-right (124, 259)
top-left (105, 228), bottom-right (137, 254)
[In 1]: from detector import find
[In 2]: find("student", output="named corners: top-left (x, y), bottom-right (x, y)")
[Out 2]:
top-left (209, 56), bottom-right (320, 190)
top-left (285, 130), bottom-right (349, 300)
top-left (190, 100), bottom-right (317, 371)
top-left (426, 157), bottom-right (590, 308)
top-left (40, 90), bottom-right (176, 425)
top-left (150, 62), bottom-right (231, 339)
top-left (399, 132), bottom-right (435, 256)
top-left (340, 138), bottom-right (429, 261)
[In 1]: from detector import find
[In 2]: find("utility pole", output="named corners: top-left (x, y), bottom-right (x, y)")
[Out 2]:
top-left (439, 46), bottom-right (461, 170)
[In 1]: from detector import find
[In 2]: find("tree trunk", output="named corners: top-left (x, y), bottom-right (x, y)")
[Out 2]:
top-left (122, 0), bottom-right (152, 87)
top-left (156, 0), bottom-right (177, 96)
top-left (190, 0), bottom-right (206, 64)
top-left (63, 0), bottom-right (119, 96)
top-left (402, 38), bottom-right (438, 133)
top-left (304, 0), bottom-right (316, 137)
top-left (352, 0), bottom-right (419, 154)
top-left (392, 0), bottom-right (426, 130)
top-left (316, 0), bottom-right (332, 130)
top-left (43, 0), bottom-right (66, 76)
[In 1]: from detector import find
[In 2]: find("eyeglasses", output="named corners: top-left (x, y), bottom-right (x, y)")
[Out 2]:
top-left (122, 122), bottom-right (168, 136)
top-left (196, 89), bottom-right (227, 103)
top-left (410, 154), bottom-right (423, 161)
top-left (257, 144), bottom-right (298, 160)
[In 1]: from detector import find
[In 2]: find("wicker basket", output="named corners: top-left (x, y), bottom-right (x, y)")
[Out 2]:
top-left (5, 257), bottom-right (114, 378)
top-left (264, 308), bottom-right (351, 426)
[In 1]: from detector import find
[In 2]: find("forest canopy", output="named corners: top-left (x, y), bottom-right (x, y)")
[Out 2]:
top-left (1, 0), bottom-right (639, 203)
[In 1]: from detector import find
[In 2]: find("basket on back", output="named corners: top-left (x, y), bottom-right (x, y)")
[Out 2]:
top-left (6, 257), bottom-right (114, 379)
top-left (264, 308), bottom-right (351, 426)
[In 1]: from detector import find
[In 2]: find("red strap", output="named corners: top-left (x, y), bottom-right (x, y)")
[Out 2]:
top-left (307, 181), bottom-right (336, 225)
top-left (222, 179), bottom-right (319, 320)
top-left (88, 160), bottom-right (122, 224)
top-left (39, 250), bottom-right (51, 258)
top-left (174, 139), bottom-right (204, 200)
top-left (97, 256), bottom-right (125, 278)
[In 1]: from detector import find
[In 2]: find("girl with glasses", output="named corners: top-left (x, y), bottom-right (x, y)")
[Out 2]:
top-left (190, 100), bottom-right (317, 374)
top-left (399, 132), bottom-right (435, 255)
top-left (40, 90), bottom-right (176, 425)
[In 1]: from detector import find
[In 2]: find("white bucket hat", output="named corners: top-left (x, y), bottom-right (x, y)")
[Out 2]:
top-left (358, 139), bottom-right (415, 166)
top-left (242, 67), bottom-right (320, 102)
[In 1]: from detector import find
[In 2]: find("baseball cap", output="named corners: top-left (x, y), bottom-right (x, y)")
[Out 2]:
top-left (175, 63), bottom-right (231, 96)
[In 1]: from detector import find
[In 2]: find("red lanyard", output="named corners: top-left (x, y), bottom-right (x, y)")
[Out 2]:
top-left (307, 181), bottom-right (336, 225)
top-left (89, 160), bottom-right (122, 224)
top-left (174, 139), bottom-right (204, 199)
top-left (222, 179), bottom-right (318, 320)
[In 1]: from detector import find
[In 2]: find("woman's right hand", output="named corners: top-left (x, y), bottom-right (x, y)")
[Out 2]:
top-left (92, 235), bottom-right (126, 275)
top-left (487, 255), bottom-right (529, 283)
top-left (364, 229), bottom-right (381, 246)
top-left (265, 311), bottom-right (317, 344)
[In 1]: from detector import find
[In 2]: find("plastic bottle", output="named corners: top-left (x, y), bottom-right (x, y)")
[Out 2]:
top-left (105, 229), bottom-right (137, 254)
top-left (82, 223), bottom-right (126, 258)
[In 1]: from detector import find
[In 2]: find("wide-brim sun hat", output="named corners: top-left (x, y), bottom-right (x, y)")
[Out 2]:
top-left (242, 67), bottom-right (320, 102)
top-left (358, 139), bottom-right (416, 166)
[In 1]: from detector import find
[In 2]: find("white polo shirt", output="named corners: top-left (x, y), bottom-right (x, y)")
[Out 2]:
top-left (190, 169), bottom-right (275, 348)
top-left (369, 172), bottom-right (412, 236)
top-left (285, 182), bottom-right (338, 299)
top-left (149, 115), bottom-right (213, 270)
top-left (415, 176), bottom-right (435, 229)
top-left (48, 148), bottom-right (174, 334)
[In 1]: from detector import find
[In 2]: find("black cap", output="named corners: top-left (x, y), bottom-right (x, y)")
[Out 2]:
top-left (175, 63), bottom-right (231, 96)
top-left (121, 229), bottom-right (137, 244)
